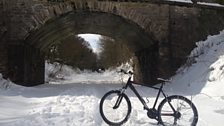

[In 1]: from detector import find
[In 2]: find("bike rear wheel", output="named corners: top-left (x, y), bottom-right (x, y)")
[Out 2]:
top-left (158, 95), bottom-right (198, 126)
top-left (99, 90), bottom-right (131, 125)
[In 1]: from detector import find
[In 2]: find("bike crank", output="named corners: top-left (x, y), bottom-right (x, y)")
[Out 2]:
top-left (147, 108), bottom-right (158, 119)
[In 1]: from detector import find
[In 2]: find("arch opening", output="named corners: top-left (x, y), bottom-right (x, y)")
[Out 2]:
top-left (44, 33), bottom-right (135, 83)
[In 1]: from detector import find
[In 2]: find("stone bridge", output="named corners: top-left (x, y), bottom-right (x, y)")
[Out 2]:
top-left (0, 0), bottom-right (224, 86)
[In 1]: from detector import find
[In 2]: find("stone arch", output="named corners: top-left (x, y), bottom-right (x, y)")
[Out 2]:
top-left (24, 8), bottom-right (159, 85)
top-left (2, 0), bottom-right (165, 86)
top-left (25, 11), bottom-right (156, 52)
top-left (21, 1), bottom-right (159, 44)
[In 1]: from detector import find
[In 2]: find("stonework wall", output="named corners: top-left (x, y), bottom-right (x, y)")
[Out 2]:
top-left (0, 0), bottom-right (7, 78)
top-left (1, 0), bottom-right (224, 46)
top-left (169, 7), bottom-right (200, 72)
top-left (0, 44), bottom-right (8, 78)
top-left (169, 7), bottom-right (224, 71)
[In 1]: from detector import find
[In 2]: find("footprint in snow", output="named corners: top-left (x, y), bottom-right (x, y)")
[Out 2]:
top-left (214, 109), bottom-right (224, 115)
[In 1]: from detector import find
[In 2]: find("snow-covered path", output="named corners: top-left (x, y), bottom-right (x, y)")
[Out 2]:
top-left (0, 83), bottom-right (160, 126)
top-left (1, 81), bottom-right (224, 126)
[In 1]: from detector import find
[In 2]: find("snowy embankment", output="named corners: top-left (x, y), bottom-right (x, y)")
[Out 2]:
top-left (165, 30), bottom-right (224, 125)
top-left (1, 30), bottom-right (224, 126)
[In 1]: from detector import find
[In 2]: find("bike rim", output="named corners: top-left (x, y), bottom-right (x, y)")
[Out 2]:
top-left (160, 98), bottom-right (196, 126)
top-left (102, 93), bottom-right (129, 124)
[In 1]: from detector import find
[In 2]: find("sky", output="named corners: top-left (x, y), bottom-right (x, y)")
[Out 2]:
top-left (78, 34), bottom-right (102, 54)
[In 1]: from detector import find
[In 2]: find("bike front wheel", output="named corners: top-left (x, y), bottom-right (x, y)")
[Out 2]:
top-left (158, 95), bottom-right (198, 126)
top-left (99, 90), bottom-right (131, 126)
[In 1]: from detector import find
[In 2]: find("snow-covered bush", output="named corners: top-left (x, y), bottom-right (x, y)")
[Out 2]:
top-left (45, 62), bottom-right (75, 82)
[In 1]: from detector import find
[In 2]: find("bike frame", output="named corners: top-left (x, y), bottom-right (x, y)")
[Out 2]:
top-left (113, 74), bottom-right (177, 119)
top-left (120, 76), bottom-right (170, 112)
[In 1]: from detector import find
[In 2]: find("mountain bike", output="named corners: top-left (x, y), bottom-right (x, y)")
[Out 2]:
top-left (99, 69), bottom-right (198, 126)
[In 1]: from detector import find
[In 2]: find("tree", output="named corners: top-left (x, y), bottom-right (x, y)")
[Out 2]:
top-left (45, 35), bottom-right (98, 70)
top-left (99, 36), bottom-right (133, 69)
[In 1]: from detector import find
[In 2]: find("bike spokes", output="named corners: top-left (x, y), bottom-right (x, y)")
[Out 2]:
top-left (99, 90), bottom-right (131, 125)
top-left (158, 95), bottom-right (198, 126)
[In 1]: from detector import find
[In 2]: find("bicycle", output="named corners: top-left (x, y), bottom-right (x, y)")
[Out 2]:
top-left (99, 69), bottom-right (198, 126)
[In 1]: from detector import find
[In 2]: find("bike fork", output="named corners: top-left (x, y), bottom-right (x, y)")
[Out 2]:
top-left (113, 91), bottom-right (124, 109)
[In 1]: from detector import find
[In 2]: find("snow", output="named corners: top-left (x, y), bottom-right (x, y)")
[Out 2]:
top-left (45, 62), bottom-right (133, 84)
top-left (1, 30), bottom-right (224, 126)
top-left (167, 0), bottom-right (224, 7)
top-left (198, 2), bottom-right (224, 7)
top-left (167, 0), bottom-right (192, 4)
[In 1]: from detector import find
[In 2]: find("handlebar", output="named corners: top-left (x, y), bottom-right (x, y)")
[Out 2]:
top-left (119, 69), bottom-right (171, 83)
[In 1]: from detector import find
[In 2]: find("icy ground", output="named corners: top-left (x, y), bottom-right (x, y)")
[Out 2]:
top-left (1, 30), bottom-right (224, 126)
